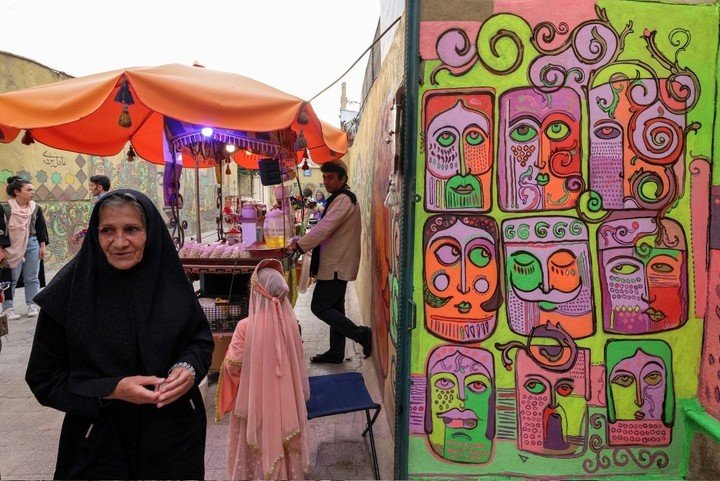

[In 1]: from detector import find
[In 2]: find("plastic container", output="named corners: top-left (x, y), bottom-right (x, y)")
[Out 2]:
top-left (263, 208), bottom-right (293, 248)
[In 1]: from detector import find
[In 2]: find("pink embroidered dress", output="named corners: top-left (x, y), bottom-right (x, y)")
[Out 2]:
top-left (216, 259), bottom-right (310, 480)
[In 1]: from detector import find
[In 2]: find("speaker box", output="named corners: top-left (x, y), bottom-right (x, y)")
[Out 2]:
top-left (258, 158), bottom-right (282, 186)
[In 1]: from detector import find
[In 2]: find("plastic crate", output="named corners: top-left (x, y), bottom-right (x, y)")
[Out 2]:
top-left (202, 298), bottom-right (249, 332)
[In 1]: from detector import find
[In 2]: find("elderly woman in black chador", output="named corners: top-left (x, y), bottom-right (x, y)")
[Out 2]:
top-left (25, 189), bottom-right (214, 480)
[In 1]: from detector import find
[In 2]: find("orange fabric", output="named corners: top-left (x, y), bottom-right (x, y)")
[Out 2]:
top-left (0, 64), bottom-right (347, 164)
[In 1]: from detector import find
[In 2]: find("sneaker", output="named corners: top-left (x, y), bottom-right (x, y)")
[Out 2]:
top-left (3, 309), bottom-right (20, 321)
top-left (27, 305), bottom-right (39, 318)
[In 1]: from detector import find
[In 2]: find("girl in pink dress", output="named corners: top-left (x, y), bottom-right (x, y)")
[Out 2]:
top-left (216, 259), bottom-right (310, 480)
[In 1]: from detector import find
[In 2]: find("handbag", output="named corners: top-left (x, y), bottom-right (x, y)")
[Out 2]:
top-left (297, 252), bottom-right (312, 294)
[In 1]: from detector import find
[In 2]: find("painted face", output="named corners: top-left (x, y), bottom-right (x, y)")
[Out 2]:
top-left (425, 346), bottom-right (495, 463)
top-left (98, 204), bottom-right (147, 270)
top-left (424, 215), bottom-right (500, 342)
top-left (503, 217), bottom-right (594, 338)
top-left (610, 350), bottom-right (666, 421)
top-left (424, 90), bottom-right (494, 212)
top-left (605, 340), bottom-right (674, 446)
top-left (516, 349), bottom-right (589, 455)
top-left (498, 87), bottom-right (582, 211)
top-left (598, 217), bottom-right (687, 334)
top-left (589, 79), bottom-right (686, 210)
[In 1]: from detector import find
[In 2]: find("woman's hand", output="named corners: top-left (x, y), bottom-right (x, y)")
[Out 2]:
top-left (0, 248), bottom-right (5, 263)
top-left (38, 244), bottom-right (46, 260)
top-left (106, 375), bottom-right (165, 404)
top-left (157, 366), bottom-right (194, 408)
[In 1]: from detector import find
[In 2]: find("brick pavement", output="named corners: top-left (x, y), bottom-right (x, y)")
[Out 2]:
top-left (0, 274), bottom-right (393, 480)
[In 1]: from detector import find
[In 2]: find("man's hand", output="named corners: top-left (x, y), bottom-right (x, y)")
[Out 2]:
top-left (106, 376), bottom-right (165, 404)
top-left (285, 241), bottom-right (298, 255)
top-left (38, 244), bottom-right (46, 260)
top-left (157, 367), bottom-right (195, 408)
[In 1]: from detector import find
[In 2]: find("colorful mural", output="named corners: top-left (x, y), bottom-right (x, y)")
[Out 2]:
top-left (349, 14), bottom-right (407, 438)
top-left (409, 1), bottom-right (717, 478)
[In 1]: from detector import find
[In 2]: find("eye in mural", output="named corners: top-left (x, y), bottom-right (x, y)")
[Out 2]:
top-left (425, 345), bottom-right (495, 463)
top-left (498, 87), bottom-right (583, 211)
top-left (423, 90), bottom-right (494, 212)
top-left (598, 217), bottom-right (687, 334)
top-left (605, 340), bottom-right (674, 446)
top-left (589, 78), bottom-right (691, 211)
top-left (502, 217), bottom-right (594, 338)
top-left (424, 215), bottom-right (502, 342)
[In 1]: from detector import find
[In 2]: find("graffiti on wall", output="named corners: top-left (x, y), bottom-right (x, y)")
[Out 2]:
top-left (410, 1), bottom-right (715, 478)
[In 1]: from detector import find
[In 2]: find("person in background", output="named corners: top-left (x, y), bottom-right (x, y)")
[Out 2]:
top-left (0, 176), bottom-right (48, 320)
top-left (26, 190), bottom-right (213, 480)
top-left (89, 174), bottom-right (111, 205)
top-left (216, 259), bottom-right (310, 480)
top-left (315, 190), bottom-right (327, 208)
top-left (286, 160), bottom-right (371, 364)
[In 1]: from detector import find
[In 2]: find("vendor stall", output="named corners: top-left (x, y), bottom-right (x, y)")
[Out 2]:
top-left (0, 63), bottom-right (347, 372)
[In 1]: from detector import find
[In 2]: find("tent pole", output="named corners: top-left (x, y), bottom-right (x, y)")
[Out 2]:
top-left (195, 156), bottom-right (202, 242)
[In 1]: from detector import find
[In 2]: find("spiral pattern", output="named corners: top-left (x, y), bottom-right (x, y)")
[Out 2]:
top-left (630, 116), bottom-right (684, 166)
top-left (436, 28), bottom-right (477, 69)
top-left (549, 148), bottom-right (579, 177)
top-left (535, 221), bottom-right (550, 238)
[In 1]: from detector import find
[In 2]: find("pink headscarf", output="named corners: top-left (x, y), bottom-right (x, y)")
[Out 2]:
top-left (217, 259), bottom-right (310, 479)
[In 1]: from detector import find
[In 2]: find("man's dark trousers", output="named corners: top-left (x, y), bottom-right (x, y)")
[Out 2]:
top-left (311, 276), bottom-right (367, 359)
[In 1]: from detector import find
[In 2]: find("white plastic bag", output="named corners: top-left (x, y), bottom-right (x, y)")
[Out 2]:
top-left (298, 252), bottom-right (312, 294)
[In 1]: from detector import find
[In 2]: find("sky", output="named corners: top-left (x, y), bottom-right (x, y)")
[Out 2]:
top-left (0, 0), bottom-right (382, 127)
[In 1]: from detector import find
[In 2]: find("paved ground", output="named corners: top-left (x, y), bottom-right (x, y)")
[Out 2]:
top-left (0, 274), bottom-right (393, 480)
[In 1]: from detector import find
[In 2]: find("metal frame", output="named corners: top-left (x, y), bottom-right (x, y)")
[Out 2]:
top-left (394, 2), bottom-right (420, 479)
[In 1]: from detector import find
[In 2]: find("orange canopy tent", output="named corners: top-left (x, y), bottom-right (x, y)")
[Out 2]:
top-left (0, 63), bottom-right (347, 244)
top-left (0, 63), bottom-right (347, 166)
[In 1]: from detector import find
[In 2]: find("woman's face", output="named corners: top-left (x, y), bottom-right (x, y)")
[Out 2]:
top-left (14, 183), bottom-right (35, 203)
top-left (98, 204), bottom-right (147, 270)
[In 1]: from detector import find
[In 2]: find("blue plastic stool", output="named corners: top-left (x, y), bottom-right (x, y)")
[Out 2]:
top-left (306, 372), bottom-right (382, 479)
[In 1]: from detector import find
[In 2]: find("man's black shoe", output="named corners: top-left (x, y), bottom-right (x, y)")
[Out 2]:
top-left (310, 352), bottom-right (344, 364)
top-left (362, 328), bottom-right (372, 359)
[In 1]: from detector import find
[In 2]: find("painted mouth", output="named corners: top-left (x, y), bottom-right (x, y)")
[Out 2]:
top-left (635, 411), bottom-right (645, 420)
top-left (439, 408), bottom-right (479, 429)
top-left (645, 308), bottom-right (666, 322)
top-left (451, 185), bottom-right (475, 195)
top-left (536, 173), bottom-right (550, 186)
top-left (454, 301), bottom-right (471, 314)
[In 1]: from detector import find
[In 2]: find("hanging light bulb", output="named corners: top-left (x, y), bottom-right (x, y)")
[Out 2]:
top-left (225, 143), bottom-right (237, 153)
top-left (245, 149), bottom-right (252, 156)
top-left (126, 145), bottom-right (136, 162)
top-left (301, 159), bottom-right (310, 171)
top-left (201, 127), bottom-right (213, 137)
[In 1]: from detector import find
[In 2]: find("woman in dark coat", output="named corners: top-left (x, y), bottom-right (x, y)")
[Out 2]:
top-left (25, 189), bottom-right (214, 480)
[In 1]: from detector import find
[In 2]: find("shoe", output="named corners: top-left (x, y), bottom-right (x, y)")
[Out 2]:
top-left (27, 305), bottom-right (39, 318)
top-left (310, 352), bottom-right (344, 364)
top-left (362, 327), bottom-right (372, 359)
top-left (3, 309), bottom-right (20, 321)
